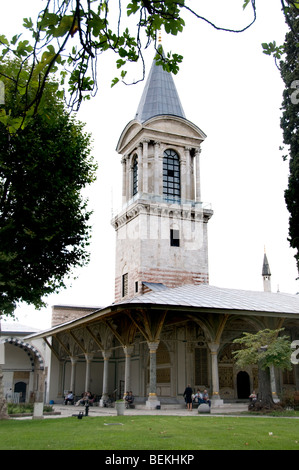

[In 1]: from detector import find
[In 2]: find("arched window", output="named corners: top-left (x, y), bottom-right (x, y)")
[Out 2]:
top-left (163, 149), bottom-right (180, 199)
top-left (132, 156), bottom-right (138, 196)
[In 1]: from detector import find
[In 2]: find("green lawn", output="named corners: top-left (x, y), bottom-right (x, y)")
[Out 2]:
top-left (1, 415), bottom-right (299, 450)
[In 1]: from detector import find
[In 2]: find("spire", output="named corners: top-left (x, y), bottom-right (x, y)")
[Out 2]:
top-left (262, 249), bottom-right (271, 292)
top-left (262, 250), bottom-right (271, 277)
top-left (135, 46), bottom-right (186, 123)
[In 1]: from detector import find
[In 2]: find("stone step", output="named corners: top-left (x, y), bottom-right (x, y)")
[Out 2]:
top-left (134, 403), bottom-right (185, 410)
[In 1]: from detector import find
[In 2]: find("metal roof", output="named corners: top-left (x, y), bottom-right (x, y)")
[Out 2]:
top-left (117, 284), bottom-right (299, 315)
top-left (26, 284), bottom-right (299, 340)
top-left (142, 282), bottom-right (169, 292)
top-left (0, 322), bottom-right (40, 335)
top-left (135, 49), bottom-right (186, 123)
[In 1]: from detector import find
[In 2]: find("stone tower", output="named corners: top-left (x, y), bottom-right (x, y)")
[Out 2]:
top-left (111, 49), bottom-right (213, 302)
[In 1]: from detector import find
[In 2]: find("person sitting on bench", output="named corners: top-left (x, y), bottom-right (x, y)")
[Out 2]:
top-left (193, 389), bottom-right (204, 405)
top-left (202, 390), bottom-right (211, 407)
top-left (125, 391), bottom-right (134, 408)
top-left (64, 391), bottom-right (74, 405)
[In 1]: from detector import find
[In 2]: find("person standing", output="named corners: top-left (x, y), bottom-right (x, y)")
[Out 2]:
top-left (183, 384), bottom-right (193, 410)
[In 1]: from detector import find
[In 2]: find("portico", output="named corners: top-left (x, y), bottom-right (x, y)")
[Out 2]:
top-left (27, 285), bottom-right (299, 406)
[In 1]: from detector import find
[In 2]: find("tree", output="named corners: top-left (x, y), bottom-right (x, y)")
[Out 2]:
top-left (280, 9), bottom-right (299, 273)
top-left (233, 329), bottom-right (292, 410)
top-left (1, 1), bottom-right (296, 126)
top-left (0, 1), bottom-right (298, 311)
top-left (0, 57), bottom-right (97, 317)
top-left (0, 365), bottom-right (9, 420)
top-left (0, 0), bottom-right (258, 122)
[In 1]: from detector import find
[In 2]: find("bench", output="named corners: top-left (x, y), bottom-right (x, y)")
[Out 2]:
top-left (125, 402), bottom-right (135, 409)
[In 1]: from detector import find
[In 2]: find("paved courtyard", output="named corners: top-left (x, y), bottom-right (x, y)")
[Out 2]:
top-left (48, 402), bottom-right (248, 419)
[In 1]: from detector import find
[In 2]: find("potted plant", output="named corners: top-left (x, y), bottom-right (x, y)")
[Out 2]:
top-left (115, 399), bottom-right (125, 416)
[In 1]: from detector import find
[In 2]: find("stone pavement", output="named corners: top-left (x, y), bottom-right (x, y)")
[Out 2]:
top-left (45, 402), bottom-right (248, 419)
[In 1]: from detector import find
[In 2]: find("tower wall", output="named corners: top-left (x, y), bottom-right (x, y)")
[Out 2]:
top-left (112, 58), bottom-right (212, 303)
top-left (112, 198), bottom-right (212, 302)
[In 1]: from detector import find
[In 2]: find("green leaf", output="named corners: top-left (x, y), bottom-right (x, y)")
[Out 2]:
top-left (16, 40), bottom-right (33, 57)
top-left (7, 116), bottom-right (24, 134)
top-left (0, 35), bottom-right (9, 46)
top-left (38, 12), bottom-right (60, 30)
top-left (88, 13), bottom-right (106, 37)
top-left (111, 77), bottom-right (119, 87)
top-left (0, 108), bottom-right (8, 126)
top-left (127, 1), bottom-right (140, 16)
top-left (243, 0), bottom-right (251, 9)
top-left (52, 15), bottom-right (75, 38)
top-left (11, 34), bottom-right (21, 45)
top-left (116, 58), bottom-right (126, 69)
top-left (262, 41), bottom-right (284, 59)
top-left (23, 17), bottom-right (33, 29)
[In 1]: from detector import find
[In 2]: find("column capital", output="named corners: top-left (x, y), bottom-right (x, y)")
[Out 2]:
top-left (102, 350), bottom-right (112, 360)
top-left (147, 341), bottom-right (160, 353)
top-left (123, 345), bottom-right (134, 357)
top-left (208, 342), bottom-right (220, 353)
top-left (84, 353), bottom-right (94, 362)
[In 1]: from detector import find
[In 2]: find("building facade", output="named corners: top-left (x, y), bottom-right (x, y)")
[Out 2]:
top-left (0, 323), bottom-right (47, 404)
top-left (26, 48), bottom-right (299, 408)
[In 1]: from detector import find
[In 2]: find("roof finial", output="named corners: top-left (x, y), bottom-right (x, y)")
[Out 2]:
top-left (158, 30), bottom-right (162, 44)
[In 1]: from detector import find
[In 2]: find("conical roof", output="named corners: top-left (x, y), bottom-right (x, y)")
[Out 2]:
top-left (135, 48), bottom-right (186, 123)
top-left (262, 253), bottom-right (271, 277)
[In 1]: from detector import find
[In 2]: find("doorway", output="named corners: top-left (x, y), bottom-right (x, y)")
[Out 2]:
top-left (237, 371), bottom-right (250, 399)
top-left (14, 382), bottom-right (27, 403)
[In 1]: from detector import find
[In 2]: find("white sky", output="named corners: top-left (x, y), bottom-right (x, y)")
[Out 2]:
top-left (1, 0), bottom-right (298, 329)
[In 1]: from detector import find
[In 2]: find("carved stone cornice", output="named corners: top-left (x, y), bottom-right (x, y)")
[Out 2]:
top-left (112, 198), bottom-right (212, 230)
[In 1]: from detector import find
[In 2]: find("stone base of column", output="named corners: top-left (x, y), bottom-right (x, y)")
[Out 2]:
top-left (99, 395), bottom-right (109, 407)
top-left (272, 392), bottom-right (280, 403)
top-left (146, 394), bottom-right (160, 410)
top-left (32, 402), bottom-right (44, 420)
top-left (210, 394), bottom-right (224, 407)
